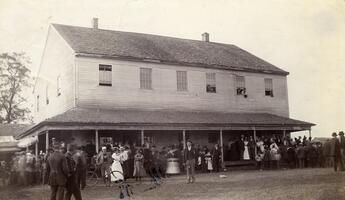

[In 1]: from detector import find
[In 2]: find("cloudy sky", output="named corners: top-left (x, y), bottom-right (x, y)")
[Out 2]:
top-left (0, 0), bottom-right (344, 137)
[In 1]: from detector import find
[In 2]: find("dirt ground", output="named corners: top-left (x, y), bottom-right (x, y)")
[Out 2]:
top-left (0, 168), bottom-right (344, 200)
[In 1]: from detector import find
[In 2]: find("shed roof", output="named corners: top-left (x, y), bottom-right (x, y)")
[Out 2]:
top-left (17, 108), bottom-right (314, 138)
top-left (52, 24), bottom-right (289, 75)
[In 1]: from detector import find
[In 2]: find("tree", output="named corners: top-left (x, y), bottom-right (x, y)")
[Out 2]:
top-left (0, 52), bottom-right (32, 123)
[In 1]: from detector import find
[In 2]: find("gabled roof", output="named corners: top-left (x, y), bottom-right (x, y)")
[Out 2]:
top-left (0, 124), bottom-right (32, 137)
top-left (17, 108), bottom-right (315, 138)
top-left (52, 24), bottom-right (289, 75)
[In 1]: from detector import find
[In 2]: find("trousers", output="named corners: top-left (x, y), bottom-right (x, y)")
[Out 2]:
top-left (50, 185), bottom-right (65, 200)
top-left (186, 159), bottom-right (195, 183)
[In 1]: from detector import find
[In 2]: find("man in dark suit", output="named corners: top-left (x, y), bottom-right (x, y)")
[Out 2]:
top-left (47, 143), bottom-right (68, 200)
top-left (184, 140), bottom-right (196, 184)
top-left (339, 131), bottom-right (345, 170)
top-left (330, 132), bottom-right (343, 172)
top-left (65, 144), bottom-right (82, 200)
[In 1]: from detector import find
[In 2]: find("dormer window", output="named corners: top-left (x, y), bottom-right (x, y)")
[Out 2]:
top-left (265, 78), bottom-right (274, 97)
top-left (235, 75), bottom-right (246, 95)
top-left (99, 64), bottom-right (112, 86)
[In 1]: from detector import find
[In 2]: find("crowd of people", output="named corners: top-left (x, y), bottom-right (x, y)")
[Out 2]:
top-left (0, 131), bottom-right (344, 199)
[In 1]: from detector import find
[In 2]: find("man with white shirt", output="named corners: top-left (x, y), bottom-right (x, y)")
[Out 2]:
top-left (184, 140), bottom-right (196, 184)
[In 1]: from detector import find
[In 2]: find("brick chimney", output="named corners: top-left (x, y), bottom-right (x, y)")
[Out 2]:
top-left (92, 18), bottom-right (98, 29)
top-left (202, 32), bottom-right (209, 42)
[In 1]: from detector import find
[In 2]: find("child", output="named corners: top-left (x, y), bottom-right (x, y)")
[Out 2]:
top-left (205, 151), bottom-right (213, 173)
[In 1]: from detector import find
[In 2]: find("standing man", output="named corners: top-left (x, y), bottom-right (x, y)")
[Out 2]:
top-left (74, 146), bottom-right (87, 190)
top-left (47, 144), bottom-right (68, 200)
top-left (65, 144), bottom-right (82, 200)
top-left (96, 146), bottom-right (112, 185)
top-left (184, 140), bottom-right (196, 184)
top-left (330, 132), bottom-right (343, 172)
top-left (338, 131), bottom-right (345, 170)
top-left (212, 144), bottom-right (221, 172)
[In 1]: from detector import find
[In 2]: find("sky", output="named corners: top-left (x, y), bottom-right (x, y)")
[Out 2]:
top-left (0, 0), bottom-right (344, 138)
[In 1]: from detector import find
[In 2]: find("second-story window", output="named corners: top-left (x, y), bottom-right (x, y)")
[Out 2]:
top-left (46, 85), bottom-right (49, 105)
top-left (177, 71), bottom-right (188, 91)
top-left (36, 95), bottom-right (40, 112)
top-left (99, 64), bottom-right (112, 86)
top-left (265, 78), bottom-right (274, 97)
top-left (57, 76), bottom-right (61, 96)
top-left (206, 72), bottom-right (216, 93)
top-left (235, 75), bottom-right (246, 95)
top-left (140, 68), bottom-right (152, 89)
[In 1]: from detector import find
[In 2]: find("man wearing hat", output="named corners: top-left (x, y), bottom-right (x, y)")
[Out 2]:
top-left (47, 143), bottom-right (68, 200)
top-left (183, 140), bottom-right (196, 183)
top-left (65, 144), bottom-right (82, 200)
top-left (96, 146), bottom-right (112, 185)
top-left (339, 131), bottom-right (345, 170)
top-left (330, 132), bottom-right (343, 172)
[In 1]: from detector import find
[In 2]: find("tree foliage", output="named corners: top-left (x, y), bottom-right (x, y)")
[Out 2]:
top-left (0, 52), bottom-right (32, 123)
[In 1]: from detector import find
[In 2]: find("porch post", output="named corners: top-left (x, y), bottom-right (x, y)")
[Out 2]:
top-left (283, 129), bottom-right (286, 138)
top-left (220, 130), bottom-right (224, 163)
top-left (141, 130), bottom-right (145, 146)
top-left (309, 128), bottom-right (312, 138)
top-left (182, 130), bottom-right (186, 149)
top-left (35, 141), bottom-right (38, 158)
top-left (95, 130), bottom-right (99, 153)
top-left (45, 130), bottom-right (49, 153)
top-left (253, 128), bottom-right (257, 157)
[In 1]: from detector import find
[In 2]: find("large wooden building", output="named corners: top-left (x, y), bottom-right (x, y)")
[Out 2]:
top-left (17, 19), bottom-right (314, 163)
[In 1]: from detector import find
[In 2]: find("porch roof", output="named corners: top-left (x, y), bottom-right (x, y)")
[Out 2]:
top-left (16, 108), bottom-right (315, 139)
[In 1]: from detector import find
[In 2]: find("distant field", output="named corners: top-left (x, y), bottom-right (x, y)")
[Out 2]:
top-left (0, 168), bottom-right (344, 200)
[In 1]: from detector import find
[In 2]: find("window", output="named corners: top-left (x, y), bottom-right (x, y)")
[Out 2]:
top-left (235, 75), bottom-right (246, 95)
top-left (176, 71), bottom-right (188, 91)
top-left (265, 78), bottom-right (273, 97)
top-left (140, 68), bottom-right (152, 89)
top-left (36, 95), bottom-right (40, 112)
top-left (206, 72), bottom-right (216, 93)
top-left (99, 64), bottom-right (112, 86)
top-left (57, 76), bottom-right (61, 96)
top-left (46, 85), bottom-right (49, 105)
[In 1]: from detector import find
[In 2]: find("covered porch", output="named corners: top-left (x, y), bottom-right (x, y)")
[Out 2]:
top-left (16, 108), bottom-right (315, 166)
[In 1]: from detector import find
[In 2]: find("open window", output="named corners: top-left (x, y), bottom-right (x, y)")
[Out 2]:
top-left (206, 72), bottom-right (216, 93)
top-left (235, 75), bottom-right (246, 96)
top-left (265, 78), bottom-right (273, 97)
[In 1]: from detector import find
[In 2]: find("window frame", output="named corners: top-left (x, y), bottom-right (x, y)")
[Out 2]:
top-left (99, 64), bottom-right (112, 87)
top-left (264, 78), bottom-right (274, 97)
top-left (176, 71), bottom-right (188, 91)
top-left (235, 75), bottom-right (246, 95)
top-left (206, 72), bottom-right (216, 93)
top-left (140, 68), bottom-right (152, 90)
top-left (57, 76), bottom-right (61, 96)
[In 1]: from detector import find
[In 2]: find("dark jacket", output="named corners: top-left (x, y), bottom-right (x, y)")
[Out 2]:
top-left (339, 136), bottom-right (345, 149)
top-left (330, 138), bottom-right (341, 156)
top-left (183, 147), bottom-right (196, 162)
top-left (47, 150), bottom-right (68, 186)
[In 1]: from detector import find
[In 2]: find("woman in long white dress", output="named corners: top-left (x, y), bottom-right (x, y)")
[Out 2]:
top-left (111, 148), bottom-right (124, 182)
top-left (243, 137), bottom-right (250, 160)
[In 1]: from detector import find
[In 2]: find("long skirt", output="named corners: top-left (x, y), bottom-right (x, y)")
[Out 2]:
top-left (133, 161), bottom-right (146, 177)
top-left (110, 161), bottom-right (124, 182)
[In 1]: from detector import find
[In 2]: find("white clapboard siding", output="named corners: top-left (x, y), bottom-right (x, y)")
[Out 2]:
top-left (32, 26), bottom-right (75, 123)
top-left (75, 57), bottom-right (289, 117)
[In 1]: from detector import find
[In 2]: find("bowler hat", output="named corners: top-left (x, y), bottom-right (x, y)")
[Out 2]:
top-left (339, 131), bottom-right (344, 136)
top-left (332, 132), bottom-right (337, 137)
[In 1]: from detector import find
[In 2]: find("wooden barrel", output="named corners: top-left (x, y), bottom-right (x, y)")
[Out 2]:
top-left (166, 158), bottom-right (180, 174)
